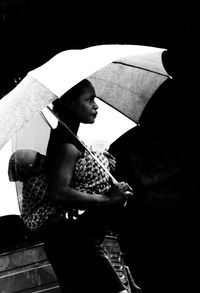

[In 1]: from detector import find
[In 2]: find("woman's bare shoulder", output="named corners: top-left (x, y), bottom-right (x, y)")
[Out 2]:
top-left (54, 143), bottom-right (82, 162)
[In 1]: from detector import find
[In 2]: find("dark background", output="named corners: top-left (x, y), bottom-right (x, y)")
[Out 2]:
top-left (1, 1), bottom-right (200, 292)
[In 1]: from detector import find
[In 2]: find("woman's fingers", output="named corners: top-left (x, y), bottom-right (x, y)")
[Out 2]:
top-left (103, 151), bottom-right (115, 160)
top-left (119, 182), bottom-right (134, 198)
top-left (103, 151), bottom-right (116, 171)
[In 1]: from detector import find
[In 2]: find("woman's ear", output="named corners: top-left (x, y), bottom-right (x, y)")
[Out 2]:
top-left (66, 98), bottom-right (77, 110)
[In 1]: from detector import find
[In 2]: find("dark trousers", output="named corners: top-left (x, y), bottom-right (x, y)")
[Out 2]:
top-left (44, 213), bottom-right (125, 293)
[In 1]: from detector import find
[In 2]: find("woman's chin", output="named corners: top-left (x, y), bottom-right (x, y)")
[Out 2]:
top-left (83, 119), bottom-right (95, 124)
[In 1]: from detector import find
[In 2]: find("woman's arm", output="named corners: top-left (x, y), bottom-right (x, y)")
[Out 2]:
top-left (48, 143), bottom-right (132, 209)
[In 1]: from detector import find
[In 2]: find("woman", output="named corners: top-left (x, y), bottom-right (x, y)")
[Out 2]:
top-left (44, 79), bottom-right (132, 293)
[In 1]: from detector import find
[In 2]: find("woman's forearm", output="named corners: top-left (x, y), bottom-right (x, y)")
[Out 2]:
top-left (49, 185), bottom-right (109, 209)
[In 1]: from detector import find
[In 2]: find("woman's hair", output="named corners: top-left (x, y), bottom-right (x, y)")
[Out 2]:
top-left (52, 79), bottom-right (92, 116)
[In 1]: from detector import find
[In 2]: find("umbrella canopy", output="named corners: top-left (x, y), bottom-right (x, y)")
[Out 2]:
top-left (0, 44), bottom-right (170, 150)
top-left (88, 49), bottom-right (169, 123)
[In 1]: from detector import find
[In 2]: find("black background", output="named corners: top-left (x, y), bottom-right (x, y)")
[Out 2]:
top-left (1, 2), bottom-right (200, 292)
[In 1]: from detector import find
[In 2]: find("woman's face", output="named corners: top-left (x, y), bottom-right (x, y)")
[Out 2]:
top-left (73, 83), bottom-right (99, 124)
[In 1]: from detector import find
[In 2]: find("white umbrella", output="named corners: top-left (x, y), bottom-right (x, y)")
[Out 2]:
top-left (0, 44), bottom-right (169, 151)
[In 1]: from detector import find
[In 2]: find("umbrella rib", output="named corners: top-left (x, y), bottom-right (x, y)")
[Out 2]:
top-left (40, 111), bottom-right (53, 129)
top-left (96, 97), bottom-right (137, 124)
top-left (113, 61), bottom-right (169, 77)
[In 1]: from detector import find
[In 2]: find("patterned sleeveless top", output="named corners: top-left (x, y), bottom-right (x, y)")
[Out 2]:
top-left (65, 150), bottom-right (112, 220)
top-left (71, 150), bottom-right (111, 194)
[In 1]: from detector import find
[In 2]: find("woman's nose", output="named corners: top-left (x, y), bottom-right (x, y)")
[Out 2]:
top-left (93, 100), bottom-right (99, 109)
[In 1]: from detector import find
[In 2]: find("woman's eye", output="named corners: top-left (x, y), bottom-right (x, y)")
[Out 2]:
top-left (88, 97), bottom-right (94, 102)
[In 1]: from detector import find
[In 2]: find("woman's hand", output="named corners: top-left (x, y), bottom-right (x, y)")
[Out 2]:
top-left (103, 151), bottom-right (116, 172)
top-left (108, 181), bottom-right (133, 205)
